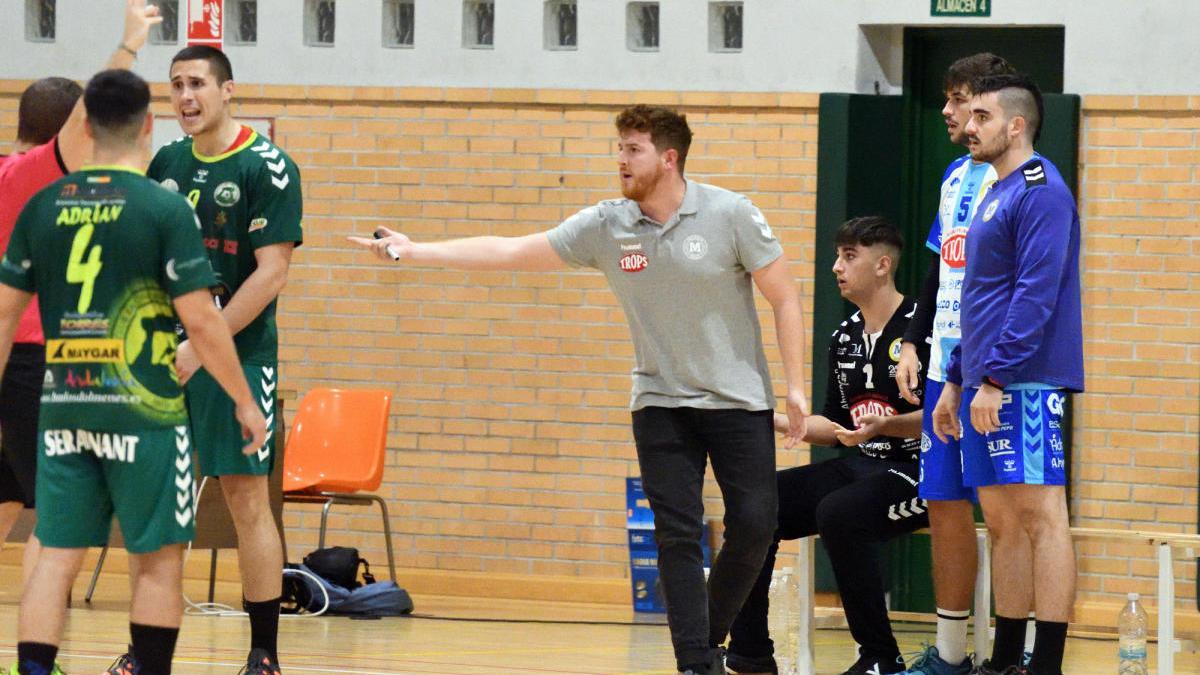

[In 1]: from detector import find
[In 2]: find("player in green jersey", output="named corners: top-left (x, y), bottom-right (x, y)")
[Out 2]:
top-left (0, 70), bottom-right (267, 675)
top-left (0, 0), bottom-right (170, 606)
top-left (143, 45), bottom-right (302, 675)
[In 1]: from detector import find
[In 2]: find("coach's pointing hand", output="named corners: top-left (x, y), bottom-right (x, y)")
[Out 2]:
top-left (348, 227), bottom-right (413, 262)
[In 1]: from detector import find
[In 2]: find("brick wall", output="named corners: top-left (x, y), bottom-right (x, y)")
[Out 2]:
top-left (1, 81), bottom-right (1196, 617)
top-left (1074, 95), bottom-right (1200, 615)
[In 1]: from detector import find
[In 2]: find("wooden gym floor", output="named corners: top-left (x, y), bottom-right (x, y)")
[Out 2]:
top-left (0, 547), bottom-right (1194, 674)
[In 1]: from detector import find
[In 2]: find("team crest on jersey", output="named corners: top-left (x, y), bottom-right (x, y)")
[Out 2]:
top-left (619, 252), bottom-right (649, 273)
top-left (982, 199), bottom-right (1000, 222)
top-left (159, 178), bottom-right (179, 193)
top-left (214, 182), bottom-right (241, 207)
top-left (682, 234), bottom-right (709, 261)
top-left (941, 230), bottom-right (967, 269)
top-left (888, 338), bottom-right (903, 362)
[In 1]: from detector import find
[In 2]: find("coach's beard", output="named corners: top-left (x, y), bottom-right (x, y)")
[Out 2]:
top-left (620, 168), bottom-right (664, 202)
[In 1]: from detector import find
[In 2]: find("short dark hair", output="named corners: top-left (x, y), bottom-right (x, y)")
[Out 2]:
top-left (84, 69), bottom-right (151, 145)
top-left (171, 45), bottom-right (234, 83)
top-left (944, 53), bottom-right (1015, 95)
top-left (972, 72), bottom-right (1045, 144)
top-left (614, 104), bottom-right (693, 174)
top-left (17, 77), bottom-right (82, 145)
top-left (835, 216), bottom-right (904, 260)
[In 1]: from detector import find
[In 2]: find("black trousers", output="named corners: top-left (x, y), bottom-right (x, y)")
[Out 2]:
top-left (728, 454), bottom-right (929, 661)
top-left (0, 343), bottom-right (44, 507)
top-left (632, 406), bottom-right (777, 670)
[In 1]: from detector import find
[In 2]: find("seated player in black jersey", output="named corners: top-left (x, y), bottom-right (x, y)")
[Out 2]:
top-left (725, 217), bottom-right (931, 675)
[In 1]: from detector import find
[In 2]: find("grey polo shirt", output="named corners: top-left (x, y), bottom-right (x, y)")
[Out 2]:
top-left (547, 179), bottom-right (783, 412)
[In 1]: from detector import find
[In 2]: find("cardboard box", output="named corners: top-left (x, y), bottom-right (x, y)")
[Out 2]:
top-left (626, 477), bottom-right (710, 613)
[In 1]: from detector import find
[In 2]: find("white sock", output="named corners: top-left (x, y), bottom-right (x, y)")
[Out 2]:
top-left (935, 608), bottom-right (971, 665)
top-left (1024, 612), bottom-right (1036, 653)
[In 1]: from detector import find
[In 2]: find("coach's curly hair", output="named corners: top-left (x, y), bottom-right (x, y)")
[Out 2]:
top-left (614, 104), bottom-right (693, 174)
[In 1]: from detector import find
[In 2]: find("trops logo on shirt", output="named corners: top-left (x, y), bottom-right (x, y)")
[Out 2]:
top-left (619, 251), bottom-right (649, 273)
top-left (850, 396), bottom-right (897, 427)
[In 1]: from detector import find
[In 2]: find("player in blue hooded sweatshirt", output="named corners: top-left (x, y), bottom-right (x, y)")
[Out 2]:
top-left (934, 73), bottom-right (1083, 675)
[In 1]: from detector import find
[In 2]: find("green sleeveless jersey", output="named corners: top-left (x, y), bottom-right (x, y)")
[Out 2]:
top-left (147, 129), bottom-right (303, 364)
top-left (0, 166), bottom-right (217, 431)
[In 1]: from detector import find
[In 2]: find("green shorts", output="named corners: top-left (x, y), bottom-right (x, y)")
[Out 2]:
top-left (187, 362), bottom-right (277, 477)
top-left (35, 425), bottom-right (195, 553)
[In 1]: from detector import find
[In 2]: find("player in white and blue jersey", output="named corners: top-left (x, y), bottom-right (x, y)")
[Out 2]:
top-left (933, 73), bottom-right (1083, 675)
top-left (896, 53), bottom-right (1014, 675)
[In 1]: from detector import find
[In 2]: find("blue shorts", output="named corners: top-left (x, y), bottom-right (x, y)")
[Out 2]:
top-left (961, 387), bottom-right (1067, 487)
top-left (918, 378), bottom-right (975, 501)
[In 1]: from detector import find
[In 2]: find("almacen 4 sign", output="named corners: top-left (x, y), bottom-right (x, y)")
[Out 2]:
top-left (931, 0), bottom-right (992, 17)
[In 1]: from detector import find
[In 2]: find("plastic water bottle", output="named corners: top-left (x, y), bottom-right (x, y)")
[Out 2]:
top-left (1118, 592), bottom-right (1148, 675)
top-left (768, 567), bottom-right (798, 675)
top-left (767, 571), bottom-right (785, 666)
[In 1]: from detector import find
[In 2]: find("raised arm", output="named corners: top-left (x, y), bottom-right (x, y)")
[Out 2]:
top-left (58, 0), bottom-right (163, 171)
top-left (351, 226), bottom-right (567, 272)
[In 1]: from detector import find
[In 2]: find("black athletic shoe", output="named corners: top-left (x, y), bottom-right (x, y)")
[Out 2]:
top-left (724, 650), bottom-right (777, 675)
top-left (842, 652), bottom-right (904, 675)
top-left (238, 649), bottom-right (281, 675)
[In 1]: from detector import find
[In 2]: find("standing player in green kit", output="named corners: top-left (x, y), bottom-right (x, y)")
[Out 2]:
top-left (130, 45), bottom-right (303, 675)
top-left (0, 69), bottom-right (266, 675)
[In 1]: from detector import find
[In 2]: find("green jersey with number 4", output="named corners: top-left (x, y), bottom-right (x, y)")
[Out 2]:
top-left (0, 166), bottom-right (218, 431)
top-left (147, 128), bottom-right (303, 364)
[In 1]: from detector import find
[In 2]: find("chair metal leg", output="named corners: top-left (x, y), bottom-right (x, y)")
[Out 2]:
top-left (318, 498), bottom-right (335, 550)
top-left (85, 544), bottom-right (109, 603)
top-left (208, 548), bottom-right (219, 604)
top-left (365, 494), bottom-right (396, 582)
top-left (303, 492), bottom-right (395, 582)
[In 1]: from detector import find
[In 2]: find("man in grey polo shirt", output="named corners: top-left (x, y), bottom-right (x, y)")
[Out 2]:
top-left (352, 104), bottom-right (808, 675)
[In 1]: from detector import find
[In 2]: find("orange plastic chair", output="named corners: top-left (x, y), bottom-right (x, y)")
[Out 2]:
top-left (283, 387), bottom-right (396, 581)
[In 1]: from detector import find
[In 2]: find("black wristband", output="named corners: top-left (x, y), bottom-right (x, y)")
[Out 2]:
top-left (983, 375), bottom-right (1005, 390)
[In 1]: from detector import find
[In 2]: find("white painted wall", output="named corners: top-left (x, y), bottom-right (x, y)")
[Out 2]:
top-left (0, 1), bottom-right (1196, 94)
